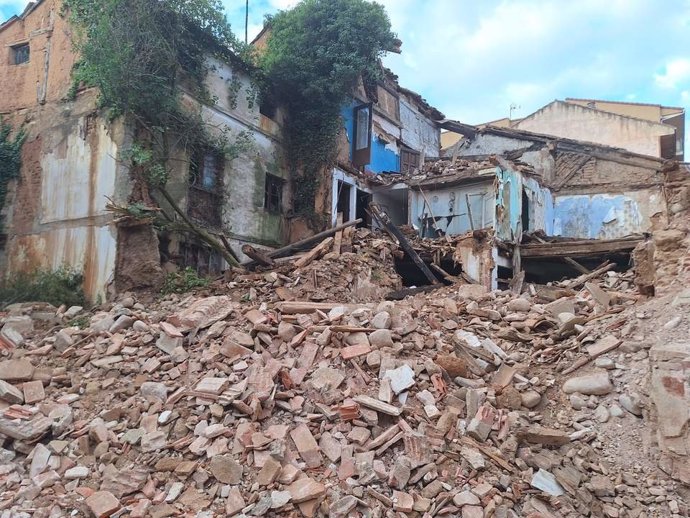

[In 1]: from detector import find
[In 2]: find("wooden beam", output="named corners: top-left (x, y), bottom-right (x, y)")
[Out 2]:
top-left (532, 235), bottom-right (590, 274)
top-left (369, 203), bottom-right (439, 285)
top-left (564, 262), bottom-right (616, 289)
top-left (293, 237), bottom-right (334, 268)
top-left (275, 301), bottom-right (363, 314)
top-left (241, 218), bottom-right (362, 267)
top-left (241, 245), bottom-right (275, 267)
top-left (333, 213), bottom-right (343, 256)
top-left (520, 236), bottom-right (642, 258)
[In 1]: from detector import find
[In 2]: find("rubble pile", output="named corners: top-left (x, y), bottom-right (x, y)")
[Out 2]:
top-left (223, 228), bottom-right (402, 304)
top-left (0, 254), bottom-right (687, 518)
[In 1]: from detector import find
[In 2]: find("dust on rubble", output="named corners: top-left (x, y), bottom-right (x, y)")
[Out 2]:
top-left (0, 229), bottom-right (688, 518)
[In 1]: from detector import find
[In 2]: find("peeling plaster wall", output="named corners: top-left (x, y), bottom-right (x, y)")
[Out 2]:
top-left (409, 180), bottom-right (494, 237)
top-left (461, 134), bottom-right (537, 156)
top-left (4, 96), bottom-right (128, 303)
top-left (164, 61), bottom-right (288, 260)
top-left (553, 190), bottom-right (665, 239)
top-left (495, 168), bottom-right (552, 241)
top-left (340, 96), bottom-right (440, 175)
top-left (399, 97), bottom-right (440, 156)
top-left (408, 167), bottom-right (552, 241)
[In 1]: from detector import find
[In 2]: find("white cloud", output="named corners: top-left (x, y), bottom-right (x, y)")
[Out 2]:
top-left (377, 0), bottom-right (690, 124)
top-left (267, 0), bottom-right (298, 10)
top-left (654, 58), bottom-right (690, 89)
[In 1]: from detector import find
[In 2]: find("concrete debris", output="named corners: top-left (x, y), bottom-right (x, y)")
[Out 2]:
top-left (0, 231), bottom-right (686, 518)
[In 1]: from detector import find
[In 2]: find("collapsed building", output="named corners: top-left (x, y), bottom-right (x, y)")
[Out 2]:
top-left (351, 122), bottom-right (688, 293)
top-left (0, 0), bottom-right (688, 308)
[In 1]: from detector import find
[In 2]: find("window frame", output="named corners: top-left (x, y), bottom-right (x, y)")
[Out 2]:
top-left (352, 102), bottom-right (373, 167)
top-left (10, 42), bottom-right (30, 65)
top-left (264, 173), bottom-right (284, 214)
top-left (400, 147), bottom-right (420, 175)
top-left (187, 149), bottom-right (224, 227)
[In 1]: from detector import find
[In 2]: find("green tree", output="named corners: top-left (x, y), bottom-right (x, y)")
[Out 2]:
top-left (259, 0), bottom-right (397, 222)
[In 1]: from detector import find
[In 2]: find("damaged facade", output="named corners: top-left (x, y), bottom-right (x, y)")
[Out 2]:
top-left (330, 71), bottom-right (444, 228)
top-left (368, 121), bottom-right (685, 290)
top-left (0, 0), bottom-right (289, 301)
top-left (0, 0), bottom-right (687, 306)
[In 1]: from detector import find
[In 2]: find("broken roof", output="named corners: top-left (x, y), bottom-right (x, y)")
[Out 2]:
top-left (440, 118), bottom-right (670, 168)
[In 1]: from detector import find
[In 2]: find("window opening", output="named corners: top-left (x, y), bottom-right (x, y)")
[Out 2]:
top-left (11, 43), bottom-right (29, 65)
top-left (264, 173), bottom-right (284, 214)
top-left (188, 149), bottom-right (223, 227)
top-left (400, 148), bottom-right (420, 174)
top-left (336, 181), bottom-right (351, 221)
top-left (352, 103), bottom-right (372, 167)
top-left (521, 188), bottom-right (530, 232)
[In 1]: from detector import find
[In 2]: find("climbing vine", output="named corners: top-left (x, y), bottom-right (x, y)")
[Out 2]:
top-left (259, 0), bottom-right (397, 224)
top-left (0, 119), bottom-right (26, 233)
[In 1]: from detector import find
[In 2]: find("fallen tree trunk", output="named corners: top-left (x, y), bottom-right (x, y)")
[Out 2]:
top-left (157, 187), bottom-right (240, 268)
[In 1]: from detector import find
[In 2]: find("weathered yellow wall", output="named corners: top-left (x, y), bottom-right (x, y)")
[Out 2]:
top-left (0, 0), bottom-right (77, 113)
top-left (1, 2), bottom-right (127, 303)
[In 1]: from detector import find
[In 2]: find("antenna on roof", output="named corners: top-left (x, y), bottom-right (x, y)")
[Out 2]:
top-left (509, 103), bottom-right (521, 121)
top-left (245, 0), bottom-right (249, 44)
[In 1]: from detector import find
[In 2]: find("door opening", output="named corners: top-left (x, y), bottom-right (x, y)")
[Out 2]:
top-left (336, 181), bottom-right (351, 221)
top-left (356, 189), bottom-right (372, 228)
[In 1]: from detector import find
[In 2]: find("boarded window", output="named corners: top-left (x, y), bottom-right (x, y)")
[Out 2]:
top-left (352, 103), bottom-right (372, 167)
top-left (264, 173), bottom-right (284, 214)
top-left (376, 85), bottom-right (400, 121)
top-left (11, 43), bottom-right (29, 65)
top-left (400, 148), bottom-right (420, 174)
top-left (188, 150), bottom-right (223, 227)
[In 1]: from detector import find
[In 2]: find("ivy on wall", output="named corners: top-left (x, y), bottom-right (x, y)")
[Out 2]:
top-left (62, 0), bottom-right (255, 266)
top-left (0, 120), bottom-right (26, 233)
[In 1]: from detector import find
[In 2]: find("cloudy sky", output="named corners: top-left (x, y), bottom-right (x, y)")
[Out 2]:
top-left (3, 0), bottom-right (689, 133)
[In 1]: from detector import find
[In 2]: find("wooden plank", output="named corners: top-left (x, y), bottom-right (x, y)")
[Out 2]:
top-left (241, 245), bottom-right (275, 267)
top-left (353, 395), bottom-right (402, 416)
top-left (333, 214), bottom-right (343, 257)
top-left (241, 218), bottom-right (362, 267)
top-left (564, 262), bottom-right (616, 289)
top-left (531, 235), bottom-right (590, 274)
top-left (520, 237), bottom-right (642, 258)
top-left (275, 301), bottom-right (362, 314)
top-left (293, 237), bottom-right (334, 268)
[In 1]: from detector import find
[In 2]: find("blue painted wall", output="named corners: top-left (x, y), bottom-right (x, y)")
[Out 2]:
top-left (553, 194), bottom-right (645, 239)
top-left (341, 102), bottom-right (400, 174)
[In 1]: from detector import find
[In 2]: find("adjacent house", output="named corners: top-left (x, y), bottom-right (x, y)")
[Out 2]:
top-left (0, 1), bottom-right (444, 302)
top-left (0, 0), bottom-right (289, 301)
top-left (371, 121), bottom-right (679, 289)
top-left (563, 98), bottom-right (685, 160)
top-left (514, 100), bottom-right (684, 161)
